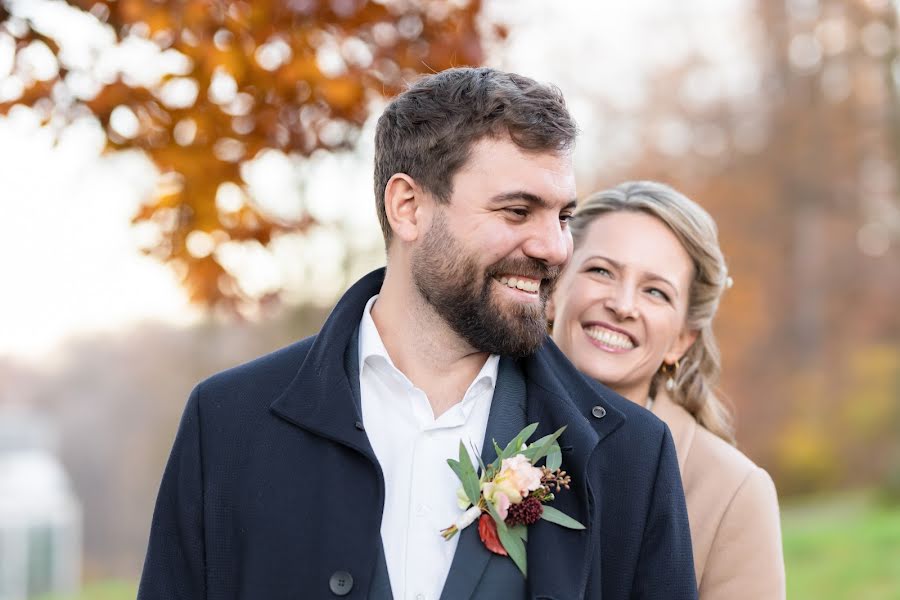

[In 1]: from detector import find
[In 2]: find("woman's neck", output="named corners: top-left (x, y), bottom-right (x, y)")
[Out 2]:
top-left (609, 380), bottom-right (652, 409)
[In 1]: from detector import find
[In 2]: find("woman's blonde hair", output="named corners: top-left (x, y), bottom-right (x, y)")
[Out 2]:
top-left (571, 181), bottom-right (735, 444)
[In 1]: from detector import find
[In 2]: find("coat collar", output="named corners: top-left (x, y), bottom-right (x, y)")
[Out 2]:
top-left (651, 390), bottom-right (696, 473)
top-left (269, 268), bottom-right (385, 462)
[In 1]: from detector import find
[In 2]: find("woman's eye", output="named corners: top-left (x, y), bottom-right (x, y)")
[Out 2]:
top-left (647, 288), bottom-right (670, 301)
top-left (588, 267), bottom-right (612, 277)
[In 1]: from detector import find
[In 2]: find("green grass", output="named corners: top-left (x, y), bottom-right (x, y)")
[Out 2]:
top-left (783, 492), bottom-right (900, 600)
top-left (36, 580), bottom-right (136, 600)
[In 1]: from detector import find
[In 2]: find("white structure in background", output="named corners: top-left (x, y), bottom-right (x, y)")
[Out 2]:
top-left (0, 410), bottom-right (81, 600)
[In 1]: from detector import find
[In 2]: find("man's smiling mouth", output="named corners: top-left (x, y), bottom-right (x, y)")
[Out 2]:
top-left (494, 275), bottom-right (540, 293)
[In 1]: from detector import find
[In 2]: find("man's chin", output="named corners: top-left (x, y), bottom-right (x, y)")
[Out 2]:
top-left (475, 304), bottom-right (548, 356)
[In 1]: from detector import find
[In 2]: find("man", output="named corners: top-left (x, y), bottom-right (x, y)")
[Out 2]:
top-left (139, 67), bottom-right (696, 599)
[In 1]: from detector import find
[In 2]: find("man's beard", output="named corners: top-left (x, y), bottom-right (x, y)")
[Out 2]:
top-left (411, 210), bottom-right (560, 357)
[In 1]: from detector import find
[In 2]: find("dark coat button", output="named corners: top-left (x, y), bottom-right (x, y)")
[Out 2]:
top-left (329, 570), bottom-right (353, 596)
top-left (591, 405), bottom-right (606, 419)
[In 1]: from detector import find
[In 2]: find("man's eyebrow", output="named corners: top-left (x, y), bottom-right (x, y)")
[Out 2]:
top-left (489, 191), bottom-right (578, 211)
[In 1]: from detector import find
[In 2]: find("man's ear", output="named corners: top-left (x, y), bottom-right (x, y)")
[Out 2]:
top-left (384, 173), bottom-right (423, 243)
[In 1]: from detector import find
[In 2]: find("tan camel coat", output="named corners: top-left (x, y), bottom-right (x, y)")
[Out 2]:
top-left (651, 391), bottom-right (786, 599)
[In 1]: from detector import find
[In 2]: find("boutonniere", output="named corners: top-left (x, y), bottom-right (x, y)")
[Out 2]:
top-left (440, 423), bottom-right (584, 576)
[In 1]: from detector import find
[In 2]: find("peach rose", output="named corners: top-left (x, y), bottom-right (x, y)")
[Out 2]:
top-left (501, 454), bottom-right (543, 494)
top-left (481, 454), bottom-right (543, 510)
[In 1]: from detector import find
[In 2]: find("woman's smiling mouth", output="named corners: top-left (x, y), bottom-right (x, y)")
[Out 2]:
top-left (583, 323), bottom-right (636, 351)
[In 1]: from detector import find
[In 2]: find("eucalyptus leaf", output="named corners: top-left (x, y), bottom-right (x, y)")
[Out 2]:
top-left (484, 498), bottom-right (506, 530)
top-left (456, 442), bottom-right (481, 505)
top-left (484, 498), bottom-right (505, 527)
top-left (497, 522), bottom-right (528, 576)
top-left (540, 505), bottom-right (586, 530)
top-left (545, 443), bottom-right (562, 471)
top-left (448, 449), bottom-right (479, 505)
top-left (522, 426), bottom-right (566, 464)
top-left (484, 500), bottom-right (527, 575)
top-left (470, 440), bottom-right (487, 473)
top-left (509, 523), bottom-right (528, 541)
top-left (502, 422), bottom-right (539, 458)
top-left (447, 458), bottom-right (464, 482)
top-left (447, 458), bottom-right (465, 480)
top-left (492, 440), bottom-right (505, 464)
top-left (521, 434), bottom-right (554, 460)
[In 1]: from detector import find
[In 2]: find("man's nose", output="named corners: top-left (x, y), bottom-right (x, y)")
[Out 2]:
top-left (523, 218), bottom-right (572, 267)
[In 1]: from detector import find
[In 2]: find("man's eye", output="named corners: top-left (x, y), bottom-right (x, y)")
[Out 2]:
top-left (560, 213), bottom-right (574, 224)
top-left (505, 207), bottom-right (529, 218)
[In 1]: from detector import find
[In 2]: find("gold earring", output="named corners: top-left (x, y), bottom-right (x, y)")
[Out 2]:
top-left (661, 359), bottom-right (680, 391)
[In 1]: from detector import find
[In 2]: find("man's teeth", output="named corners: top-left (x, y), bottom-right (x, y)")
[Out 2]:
top-left (496, 276), bottom-right (539, 293)
top-left (585, 326), bottom-right (635, 350)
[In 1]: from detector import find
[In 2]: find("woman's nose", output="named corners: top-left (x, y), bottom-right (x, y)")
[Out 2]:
top-left (604, 285), bottom-right (638, 320)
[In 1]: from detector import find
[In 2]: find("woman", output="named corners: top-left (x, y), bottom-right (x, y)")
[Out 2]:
top-left (548, 181), bottom-right (785, 599)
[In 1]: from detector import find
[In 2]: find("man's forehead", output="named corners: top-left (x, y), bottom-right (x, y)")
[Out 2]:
top-left (463, 136), bottom-right (572, 164)
top-left (459, 139), bottom-right (576, 195)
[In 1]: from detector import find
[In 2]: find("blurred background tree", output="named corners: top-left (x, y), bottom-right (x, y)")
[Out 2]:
top-left (0, 0), bottom-right (487, 311)
top-left (566, 0), bottom-right (900, 496)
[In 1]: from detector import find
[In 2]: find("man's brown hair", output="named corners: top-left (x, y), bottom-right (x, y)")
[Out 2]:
top-left (373, 67), bottom-right (577, 245)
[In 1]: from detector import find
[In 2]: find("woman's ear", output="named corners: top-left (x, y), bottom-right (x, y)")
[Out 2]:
top-left (383, 173), bottom-right (422, 243)
top-left (664, 328), bottom-right (699, 365)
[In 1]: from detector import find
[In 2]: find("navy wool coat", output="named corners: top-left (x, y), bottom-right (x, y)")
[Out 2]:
top-left (138, 268), bottom-right (697, 599)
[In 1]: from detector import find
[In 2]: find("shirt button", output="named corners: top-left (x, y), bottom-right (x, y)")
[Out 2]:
top-left (591, 405), bottom-right (607, 419)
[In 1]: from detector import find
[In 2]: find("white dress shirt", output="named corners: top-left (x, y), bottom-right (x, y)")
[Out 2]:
top-left (359, 295), bottom-right (499, 600)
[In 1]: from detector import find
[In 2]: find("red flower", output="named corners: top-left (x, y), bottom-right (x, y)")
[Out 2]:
top-left (478, 513), bottom-right (507, 556)
top-left (505, 496), bottom-right (544, 526)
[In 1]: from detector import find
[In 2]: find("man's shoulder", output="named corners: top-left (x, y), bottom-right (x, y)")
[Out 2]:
top-left (194, 334), bottom-right (319, 404)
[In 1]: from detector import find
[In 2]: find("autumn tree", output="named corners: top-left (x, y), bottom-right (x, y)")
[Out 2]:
top-left (0, 0), bottom-right (487, 308)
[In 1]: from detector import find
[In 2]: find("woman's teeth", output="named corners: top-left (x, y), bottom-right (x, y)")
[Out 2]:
top-left (585, 326), bottom-right (635, 349)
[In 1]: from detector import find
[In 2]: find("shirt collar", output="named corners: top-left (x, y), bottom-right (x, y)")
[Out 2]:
top-left (358, 294), bottom-right (500, 401)
top-left (358, 294), bottom-right (389, 376)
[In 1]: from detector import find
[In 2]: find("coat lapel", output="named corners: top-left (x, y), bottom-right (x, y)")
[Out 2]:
top-left (440, 357), bottom-right (527, 600)
top-left (523, 342), bottom-right (627, 599)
